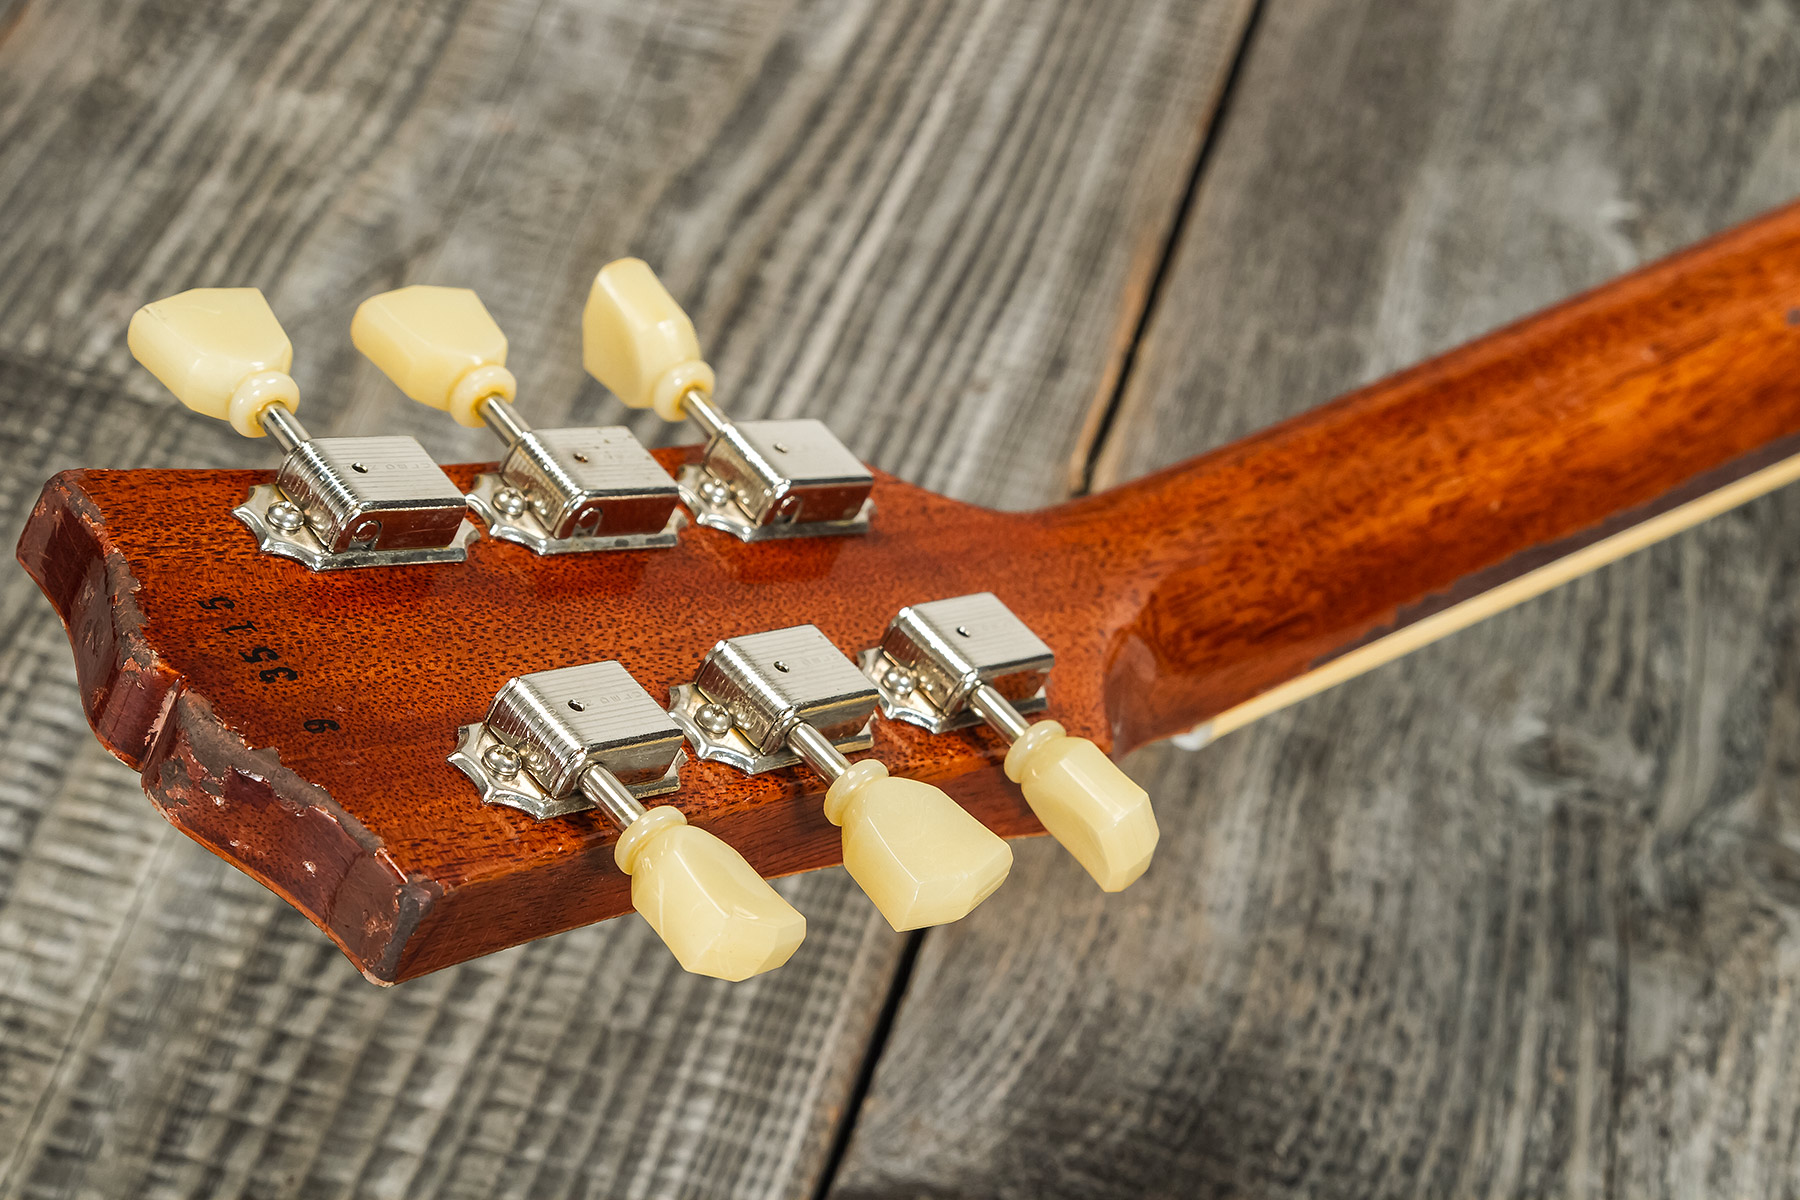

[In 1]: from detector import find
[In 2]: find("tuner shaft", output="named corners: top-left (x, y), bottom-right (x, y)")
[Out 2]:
top-left (259, 403), bottom-right (310, 453)
top-left (968, 682), bottom-right (1032, 741)
top-left (579, 761), bottom-right (649, 829)
top-left (786, 722), bottom-right (850, 783)
top-left (479, 393), bottom-right (531, 448)
top-left (681, 387), bottom-right (730, 442)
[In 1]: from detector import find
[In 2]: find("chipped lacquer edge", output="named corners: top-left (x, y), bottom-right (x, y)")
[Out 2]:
top-left (16, 474), bottom-right (440, 983)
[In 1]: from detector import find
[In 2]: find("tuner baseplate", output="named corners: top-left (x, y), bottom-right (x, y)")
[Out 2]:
top-left (234, 483), bottom-right (479, 570)
top-left (667, 682), bottom-right (874, 774)
top-left (858, 646), bottom-right (1048, 734)
top-left (449, 722), bottom-right (683, 820)
top-left (676, 465), bottom-right (873, 542)
top-left (466, 472), bottom-right (684, 555)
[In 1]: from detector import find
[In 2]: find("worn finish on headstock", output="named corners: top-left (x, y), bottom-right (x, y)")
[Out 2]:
top-left (22, 200), bottom-right (1800, 982)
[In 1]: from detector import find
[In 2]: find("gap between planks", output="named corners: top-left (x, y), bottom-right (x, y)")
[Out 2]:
top-left (809, 1), bottom-right (1274, 1192)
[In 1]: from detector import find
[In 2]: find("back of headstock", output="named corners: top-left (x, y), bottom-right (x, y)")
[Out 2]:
top-left (21, 455), bottom-right (1143, 982)
top-left (21, 265), bottom-right (1157, 983)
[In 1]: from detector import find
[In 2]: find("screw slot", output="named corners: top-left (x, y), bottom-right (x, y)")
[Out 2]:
top-left (773, 660), bottom-right (790, 673)
top-left (350, 462), bottom-right (369, 474)
top-left (567, 699), bottom-right (586, 712)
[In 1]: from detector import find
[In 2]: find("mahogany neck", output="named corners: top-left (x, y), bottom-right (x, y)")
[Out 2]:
top-left (1050, 199), bottom-right (1800, 753)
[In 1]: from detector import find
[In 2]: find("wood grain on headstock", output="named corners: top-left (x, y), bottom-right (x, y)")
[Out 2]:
top-left (21, 200), bottom-right (1800, 983)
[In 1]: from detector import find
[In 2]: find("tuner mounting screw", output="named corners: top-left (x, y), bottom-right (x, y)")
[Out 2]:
top-left (695, 703), bottom-right (734, 737)
top-left (698, 478), bottom-right (730, 508)
top-left (267, 500), bottom-right (306, 534)
top-left (482, 743), bottom-right (522, 780)
top-left (493, 487), bottom-right (528, 518)
top-left (883, 666), bottom-right (917, 696)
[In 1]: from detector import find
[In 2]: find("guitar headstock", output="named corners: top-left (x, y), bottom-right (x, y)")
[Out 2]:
top-left (21, 266), bottom-right (1160, 984)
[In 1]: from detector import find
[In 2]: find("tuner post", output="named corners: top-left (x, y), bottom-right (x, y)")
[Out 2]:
top-left (862, 593), bottom-right (1159, 892)
top-left (670, 625), bottom-right (1013, 931)
top-left (451, 660), bottom-right (806, 981)
top-left (582, 259), bottom-right (875, 541)
top-left (126, 287), bottom-right (475, 570)
top-left (353, 285), bottom-right (683, 555)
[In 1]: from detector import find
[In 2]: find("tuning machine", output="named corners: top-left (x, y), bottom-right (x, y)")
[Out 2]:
top-left (451, 660), bottom-right (804, 981)
top-left (862, 593), bottom-right (1159, 892)
top-left (670, 625), bottom-right (1011, 931)
top-left (583, 260), bottom-right (874, 541)
top-left (352, 286), bottom-right (683, 554)
top-left (127, 289), bottom-right (476, 569)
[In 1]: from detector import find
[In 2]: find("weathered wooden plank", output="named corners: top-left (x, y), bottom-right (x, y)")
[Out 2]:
top-left (830, 0), bottom-right (1800, 1196)
top-left (0, 0), bottom-right (1255, 1195)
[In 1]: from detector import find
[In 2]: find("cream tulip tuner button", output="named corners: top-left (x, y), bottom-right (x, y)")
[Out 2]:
top-left (582, 259), bottom-right (874, 541)
top-left (451, 660), bottom-right (806, 981)
top-left (670, 625), bottom-right (1012, 931)
top-left (352, 285), bottom-right (681, 554)
top-left (582, 258), bottom-right (715, 423)
top-left (351, 285), bottom-right (517, 428)
top-left (125, 287), bottom-right (472, 571)
top-left (822, 759), bottom-right (1012, 929)
top-left (127, 287), bottom-right (301, 438)
top-left (862, 593), bottom-right (1159, 892)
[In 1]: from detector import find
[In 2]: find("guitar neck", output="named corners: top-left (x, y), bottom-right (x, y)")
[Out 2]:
top-left (1052, 199), bottom-right (1800, 754)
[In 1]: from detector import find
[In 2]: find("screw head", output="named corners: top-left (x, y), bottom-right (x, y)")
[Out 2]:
top-left (696, 703), bottom-right (734, 737)
top-left (267, 500), bottom-right (305, 533)
top-left (698, 478), bottom-right (730, 508)
top-left (494, 487), bottom-right (528, 518)
top-left (883, 666), bottom-right (917, 695)
top-left (482, 744), bottom-right (522, 780)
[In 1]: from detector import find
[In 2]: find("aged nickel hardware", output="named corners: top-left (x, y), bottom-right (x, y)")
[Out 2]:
top-left (669, 624), bottom-right (879, 775)
top-left (582, 258), bottom-right (874, 541)
top-left (860, 591), bottom-right (1053, 734)
top-left (670, 625), bottom-right (1012, 931)
top-left (450, 660), bottom-right (804, 981)
top-left (863, 593), bottom-right (1160, 892)
top-left (450, 658), bottom-right (685, 820)
top-left (352, 285), bottom-right (683, 553)
top-left (127, 288), bottom-right (476, 570)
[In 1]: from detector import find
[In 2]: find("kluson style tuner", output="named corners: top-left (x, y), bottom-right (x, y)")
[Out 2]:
top-left (863, 593), bottom-right (1160, 892)
top-left (671, 624), bottom-right (1013, 931)
top-left (451, 660), bottom-right (804, 981)
top-left (127, 289), bottom-right (477, 570)
top-left (352, 285), bottom-right (684, 554)
top-left (582, 259), bottom-right (875, 541)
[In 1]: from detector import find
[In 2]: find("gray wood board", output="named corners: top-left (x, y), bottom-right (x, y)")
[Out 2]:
top-left (832, 0), bottom-right (1800, 1196)
top-left (0, 0), bottom-right (1256, 1196)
